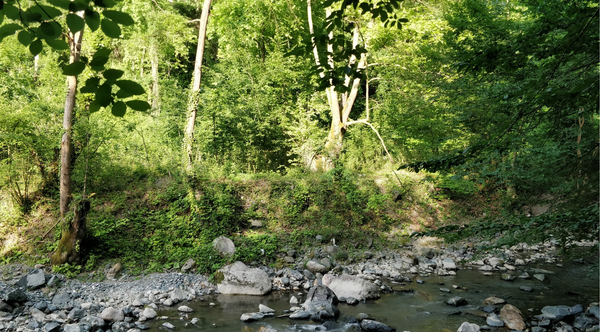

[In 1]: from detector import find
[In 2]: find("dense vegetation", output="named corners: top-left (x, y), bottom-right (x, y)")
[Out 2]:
top-left (0, 0), bottom-right (597, 276)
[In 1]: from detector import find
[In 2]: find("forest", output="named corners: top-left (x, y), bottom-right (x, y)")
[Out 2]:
top-left (0, 0), bottom-right (598, 274)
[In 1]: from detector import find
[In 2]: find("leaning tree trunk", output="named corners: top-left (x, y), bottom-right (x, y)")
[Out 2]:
top-left (52, 11), bottom-right (86, 266)
top-left (183, 0), bottom-right (212, 172)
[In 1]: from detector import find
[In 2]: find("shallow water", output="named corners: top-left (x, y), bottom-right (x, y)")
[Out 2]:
top-left (148, 255), bottom-right (599, 332)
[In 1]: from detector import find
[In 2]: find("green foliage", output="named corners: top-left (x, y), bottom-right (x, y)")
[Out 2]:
top-left (52, 263), bottom-right (81, 279)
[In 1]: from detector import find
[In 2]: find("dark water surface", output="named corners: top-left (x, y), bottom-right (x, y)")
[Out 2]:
top-left (148, 255), bottom-right (599, 332)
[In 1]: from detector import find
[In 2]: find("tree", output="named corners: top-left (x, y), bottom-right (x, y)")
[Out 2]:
top-left (0, 0), bottom-right (150, 264)
top-left (183, 0), bottom-right (212, 172)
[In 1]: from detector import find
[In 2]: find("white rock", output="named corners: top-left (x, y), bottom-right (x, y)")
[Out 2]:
top-left (457, 321), bottom-right (480, 332)
top-left (216, 262), bottom-right (271, 295)
top-left (100, 307), bottom-right (124, 322)
top-left (258, 304), bottom-right (275, 313)
top-left (177, 306), bottom-right (193, 313)
top-left (142, 308), bottom-right (157, 319)
top-left (162, 323), bottom-right (175, 329)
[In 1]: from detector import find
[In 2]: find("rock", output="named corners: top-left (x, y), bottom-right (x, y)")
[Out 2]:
top-left (240, 312), bottom-right (264, 322)
top-left (101, 307), bottom-right (124, 322)
top-left (106, 263), bottom-right (122, 280)
top-left (519, 286), bottom-right (532, 292)
top-left (63, 324), bottom-right (85, 332)
top-left (573, 315), bottom-right (597, 330)
top-left (181, 259), bottom-right (196, 273)
top-left (306, 260), bottom-right (329, 273)
top-left (457, 322), bottom-right (480, 332)
top-left (250, 219), bottom-right (263, 227)
top-left (177, 306), bottom-right (193, 312)
top-left (0, 301), bottom-right (13, 313)
top-left (541, 305), bottom-right (571, 322)
top-left (322, 274), bottom-right (379, 300)
top-left (533, 274), bottom-right (546, 282)
top-left (290, 296), bottom-right (299, 304)
top-left (257, 327), bottom-right (277, 332)
top-left (290, 285), bottom-right (339, 322)
top-left (79, 315), bottom-right (105, 330)
top-left (519, 272), bottom-right (530, 279)
top-left (213, 236), bottom-right (236, 256)
top-left (162, 322), bottom-right (175, 329)
top-left (259, 304), bottom-right (275, 313)
top-left (487, 257), bottom-right (502, 267)
top-left (531, 327), bottom-right (547, 332)
top-left (483, 297), bottom-right (505, 306)
top-left (216, 261), bottom-right (272, 295)
top-left (486, 313), bottom-right (504, 327)
top-left (570, 304), bottom-right (583, 315)
top-left (30, 307), bottom-right (46, 322)
top-left (481, 305), bottom-right (496, 313)
top-left (44, 322), bottom-right (61, 332)
top-left (163, 298), bottom-right (173, 306)
top-left (501, 274), bottom-right (515, 281)
top-left (440, 288), bottom-right (451, 293)
top-left (346, 297), bottom-right (359, 305)
top-left (446, 297), bottom-right (468, 307)
top-left (360, 319), bottom-right (395, 332)
top-left (280, 277), bottom-right (290, 286)
top-left (320, 258), bottom-right (332, 270)
top-left (530, 268), bottom-right (555, 274)
top-left (51, 292), bottom-right (70, 308)
top-left (26, 269), bottom-right (46, 290)
top-left (170, 289), bottom-right (189, 303)
top-left (5, 288), bottom-right (28, 303)
top-left (499, 304), bottom-right (525, 330)
top-left (442, 258), bottom-right (457, 270)
top-left (587, 304), bottom-right (599, 319)
top-left (142, 307), bottom-right (157, 319)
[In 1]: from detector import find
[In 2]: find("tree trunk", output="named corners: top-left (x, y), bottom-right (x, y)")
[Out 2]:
top-left (52, 11), bottom-right (85, 266)
top-left (183, 0), bottom-right (212, 172)
top-left (150, 43), bottom-right (160, 111)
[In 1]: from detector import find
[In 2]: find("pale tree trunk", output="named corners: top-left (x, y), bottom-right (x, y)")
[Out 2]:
top-left (307, 1), bottom-right (392, 170)
top-left (183, 0), bottom-right (212, 172)
top-left (52, 11), bottom-right (86, 266)
top-left (150, 43), bottom-right (160, 111)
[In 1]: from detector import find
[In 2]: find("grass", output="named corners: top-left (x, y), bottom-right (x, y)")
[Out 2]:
top-left (0, 166), bottom-right (498, 278)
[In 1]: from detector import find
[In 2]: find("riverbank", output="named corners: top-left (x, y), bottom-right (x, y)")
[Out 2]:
top-left (1, 238), bottom-right (597, 332)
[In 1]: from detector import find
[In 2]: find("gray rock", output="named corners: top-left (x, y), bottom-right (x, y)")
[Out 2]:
top-left (533, 274), bottom-right (546, 282)
top-left (570, 304), bottom-right (583, 315)
top-left (322, 274), bottom-right (379, 301)
top-left (106, 263), bottom-right (122, 280)
top-left (101, 307), bottom-right (124, 322)
top-left (483, 297), bottom-right (506, 306)
top-left (519, 286), bottom-right (532, 292)
top-left (302, 269), bottom-right (315, 280)
top-left (290, 296), bottom-right (299, 304)
top-left (574, 315), bottom-right (598, 330)
top-left (212, 236), bottom-right (236, 256)
top-left (142, 308), bottom-right (157, 319)
top-left (5, 288), bottom-right (28, 303)
top-left (360, 319), bottom-right (395, 332)
top-left (52, 292), bottom-right (71, 308)
top-left (320, 258), bottom-right (332, 270)
top-left (499, 304), bottom-right (525, 330)
top-left (587, 305), bottom-right (599, 319)
top-left (486, 313), bottom-right (504, 327)
top-left (531, 327), bottom-right (547, 332)
top-left (306, 260), bottom-right (329, 273)
top-left (457, 322), bottom-right (480, 332)
top-left (291, 285), bottom-right (339, 322)
top-left (519, 272), bottom-right (530, 279)
top-left (30, 307), bottom-right (46, 322)
top-left (346, 297), bottom-right (359, 305)
top-left (440, 288), bottom-right (451, 293)
top-left (27, 269), bottom-right (46, 290)
top-left (162, 322), bottom-right (175, 330)
top-left (181, 259), bottom-right (196, 273)
top-left (446, 297), bottom-right (468, 307)
top-left (0, 301), bottom-right (12, 313)
top-left (541, 305), bottom-right (571, 322)
top-left (442, 258), bottom-right (457, 270)
top-left (163, 298), bottom-right (173, 306)
top-left (501, 274), bottom-right (515, 281)
top-left (178, 306), bottom-right (193, 312)
top-left (68, 308), bottom-right (85, 321)
top-left (44, 322), bottom-right (61, 332)
top-left (79, 315), bottom-right (105, 330)
top-left (112, 322), bottom-right (130, 332)
top-left (280, 277), bottom-right (290, 286)
top-left (259, 304), bottom-right (275, 313)
top-left (216, 261), bottom-right (272, 295)
top-left (289, 311), bottom-right (311, 319)
top-left (170, 289), bottom-right (189, 303)
top-left (240, 312), bottom-right (264, 322)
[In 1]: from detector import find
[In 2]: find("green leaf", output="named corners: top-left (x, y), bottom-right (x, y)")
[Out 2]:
top-left (23, 10), bottom-right (42, 23)
top-left (66, 13), bottom-right (85, 32)
top-left (29, 38), bottom-right (43, 56)
top-left (103, 69), bottom-right (124, 80)
top-left (94, 0), bottom-right (116, 8)
top-left (3, 4), bottom-right (18, 20)
top-left (47, 0), bottom-right (71, 10)
top-left (115, 80), bottom-right (144, 95)
top-left (0, 9), bottom-right (4, 26)
top-left (62, 61), bottom-right (86, 76)
top-left (96, 83), bottom-right (113, 107)
top-left (17, 30), bottom-right (34, 46)
top-left (116, 88), bottom-right (134, 99)
top-left (84, 10), bottom-right (100, 31)
top-left (100, 18), bottom-right (120, 38)
top-left (30, 5), bottom-right (62, 19)
top-left (69, 0), bottom-right (88, 12)
top-left (37, 22), bottom-right (61, 39)
top-left (89, 102), bottom-right (101, 113)
top-left (111, 101), bottom-right (126, 117)
top-left (45, 38), bottom-right (69, 50)
top-left (398, 18), bottom-right (409, 23)
top-left (102, 10), bottom-right (134, 26)
top-left (0, 1), bottom-right (3, 10)
top-left (0, 23), bottom-right (20, 42)
top-left (80, 77), bottom-right (100, 93)
top-left (126, 100), bottom-right (151, 112)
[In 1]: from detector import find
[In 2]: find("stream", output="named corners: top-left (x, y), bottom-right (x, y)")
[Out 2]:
top-left (147, 254), bottom-right (598, 332)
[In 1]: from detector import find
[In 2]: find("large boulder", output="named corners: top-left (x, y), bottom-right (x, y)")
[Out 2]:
top-left (213, 236), bottom-right (236, 256)
top-left (306, 260), bottom-right (328, 273)
top-left (499, 304), bottom-right (525, 330)
top-left (322, 274), bottom-right (379, 300)
top-left (26, 269), bottom-right (46, 290)
top-left (457, 322), bottom-right (480, 332)
top-left (290, 285), bottom-right (339, 322)
top-left (100, 307), bottom-right (124, 322)
top-left (216, 261), bottom-right (271, 295)
top-left (360, 319), bottom-right (396, 332)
